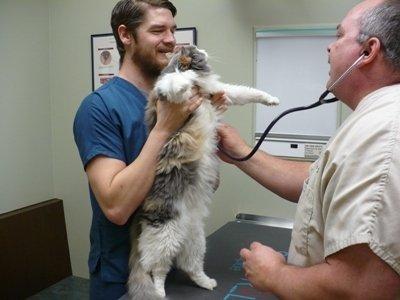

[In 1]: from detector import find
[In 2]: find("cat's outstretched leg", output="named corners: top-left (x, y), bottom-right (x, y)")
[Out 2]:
top-left (202, 79), bottom-right (279, 106)
top-left (176, 221), bottom-right (217, 290)
top-left (223, 84), bottom-right (279, 106)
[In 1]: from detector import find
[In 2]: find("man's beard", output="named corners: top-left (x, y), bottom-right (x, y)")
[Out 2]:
top-left (131, 45), bottom-right (166, 80)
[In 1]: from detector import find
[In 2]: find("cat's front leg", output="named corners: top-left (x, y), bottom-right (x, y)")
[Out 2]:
top-left (155, 70), bottom-right (198, 103)
top-left (251, 89), bottom-right (280, 106)
top-left (209, 82), bottom-right (280, 106)
top-left (229, 85), bottom-right (279, 106)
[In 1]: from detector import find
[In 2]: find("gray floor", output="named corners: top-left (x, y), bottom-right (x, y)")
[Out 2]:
top-left (28, 276), bottom-right (89, 300)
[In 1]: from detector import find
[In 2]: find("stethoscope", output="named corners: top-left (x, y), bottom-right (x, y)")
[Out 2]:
top-left (219, 53), bottom-right (367, 162)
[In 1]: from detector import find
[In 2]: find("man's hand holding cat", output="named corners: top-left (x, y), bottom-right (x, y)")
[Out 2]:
top-left (210, 92), bottom-right (229, 113)
top-left (154, 88), bottom-right (203, 138)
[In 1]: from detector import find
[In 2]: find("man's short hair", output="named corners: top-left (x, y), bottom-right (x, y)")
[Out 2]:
top-left (358, 0), bottom-right (400, 71)
top-left (110, 0), bottom-right (177, 65)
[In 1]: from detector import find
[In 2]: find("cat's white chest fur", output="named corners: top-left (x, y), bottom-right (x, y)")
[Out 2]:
top-left (155, 70), bottom-right (199, 103)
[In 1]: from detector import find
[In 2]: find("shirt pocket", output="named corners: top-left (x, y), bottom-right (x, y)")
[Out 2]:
top-left (291, 167), bottom-right (317, 256)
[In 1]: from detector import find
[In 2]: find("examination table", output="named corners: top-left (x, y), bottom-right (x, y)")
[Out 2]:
top-left (31, 215), bottom-right (292, 300)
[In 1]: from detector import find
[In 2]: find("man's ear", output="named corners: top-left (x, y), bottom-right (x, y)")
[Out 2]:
top-left (361, 37), bottom-right (381, 64)
top-left (118, 25), bottom-right (134, 47)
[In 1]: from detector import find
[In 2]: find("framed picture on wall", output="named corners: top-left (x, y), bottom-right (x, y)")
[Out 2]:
top-left (90, 27), bottom-right (197, 90)
top-left (90, 33), bottom-right (120, 91)
top-left (175, 27), bottom-right (197, 46)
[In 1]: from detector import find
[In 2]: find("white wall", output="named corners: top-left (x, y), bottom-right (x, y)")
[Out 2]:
top-left (0, 0), bottom-right (53, 214)
top-left (1, 0), bottom-right (360, 278)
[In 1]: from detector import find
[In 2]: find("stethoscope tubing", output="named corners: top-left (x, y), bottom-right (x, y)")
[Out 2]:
top-left (218, 93), bottom-right (338, 162)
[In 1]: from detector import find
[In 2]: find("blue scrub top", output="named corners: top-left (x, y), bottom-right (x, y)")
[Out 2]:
top-left (73, 77), bottom-right (147, 282)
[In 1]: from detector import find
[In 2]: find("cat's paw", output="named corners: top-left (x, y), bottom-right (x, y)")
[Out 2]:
top-left (201, 277), bottom-right (217, 290)
top-left (193, 275), bottom-right (218, 290)
top-left (259, 92), bottom-right (280, 106)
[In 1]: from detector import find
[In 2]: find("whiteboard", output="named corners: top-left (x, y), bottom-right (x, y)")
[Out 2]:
top-left (254, 27), bottom-right (338, 159)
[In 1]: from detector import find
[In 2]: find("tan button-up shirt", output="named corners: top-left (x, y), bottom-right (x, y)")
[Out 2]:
top-left (288, 84), bottom-right (400, 275)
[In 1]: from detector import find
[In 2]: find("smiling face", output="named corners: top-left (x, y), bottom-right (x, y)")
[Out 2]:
top-left (131, 6), bottom-right (177, 79)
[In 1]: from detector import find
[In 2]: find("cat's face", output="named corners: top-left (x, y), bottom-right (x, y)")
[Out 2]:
top-left (165, 45), bottom-right (211, 73)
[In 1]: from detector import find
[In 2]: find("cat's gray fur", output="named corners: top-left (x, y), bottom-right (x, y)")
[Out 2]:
top-left (127, 45), bottom-right (279, 299)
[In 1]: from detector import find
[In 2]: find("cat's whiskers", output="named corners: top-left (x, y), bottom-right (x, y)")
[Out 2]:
top-left (205, 52), bottom-right (222, 64)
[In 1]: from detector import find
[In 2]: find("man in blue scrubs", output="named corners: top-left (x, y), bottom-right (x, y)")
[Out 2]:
top-left (73, 0), bottom-right (203, 298)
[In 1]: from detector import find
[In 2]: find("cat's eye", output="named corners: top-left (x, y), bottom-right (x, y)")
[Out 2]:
top-left (336, 30), bottom-right (344, 39)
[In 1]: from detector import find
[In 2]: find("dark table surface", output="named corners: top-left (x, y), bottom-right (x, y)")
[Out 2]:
top-left (31, 218), bottom-right (292, 300)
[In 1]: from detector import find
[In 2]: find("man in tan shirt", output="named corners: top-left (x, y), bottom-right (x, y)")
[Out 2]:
top-left (218, 0), bottom-right (400, 298)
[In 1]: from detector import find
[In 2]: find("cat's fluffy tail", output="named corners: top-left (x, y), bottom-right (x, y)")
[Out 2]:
top-left (127, 261), bottom-right (164, 300)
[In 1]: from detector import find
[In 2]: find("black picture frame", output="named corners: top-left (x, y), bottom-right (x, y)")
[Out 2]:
top-left (175, 27), bottom-right (197, 46)
top-left (90, 33), bottom-right (119, 91)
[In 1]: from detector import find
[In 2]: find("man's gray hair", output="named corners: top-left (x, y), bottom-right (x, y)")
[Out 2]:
top-left (357, 0), bottom-right (400, 71)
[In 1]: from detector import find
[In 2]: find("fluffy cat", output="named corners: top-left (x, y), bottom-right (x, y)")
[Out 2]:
top-left (127, 45), bottom-right (279, 299)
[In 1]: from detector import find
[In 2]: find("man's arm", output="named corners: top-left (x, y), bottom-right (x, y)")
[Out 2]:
top-left (86, 96), bottom-right (203, 225)
top-left (241, 242), bottom-right (400, 299)
top-left (217, 123), bottom-right (310, 202)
